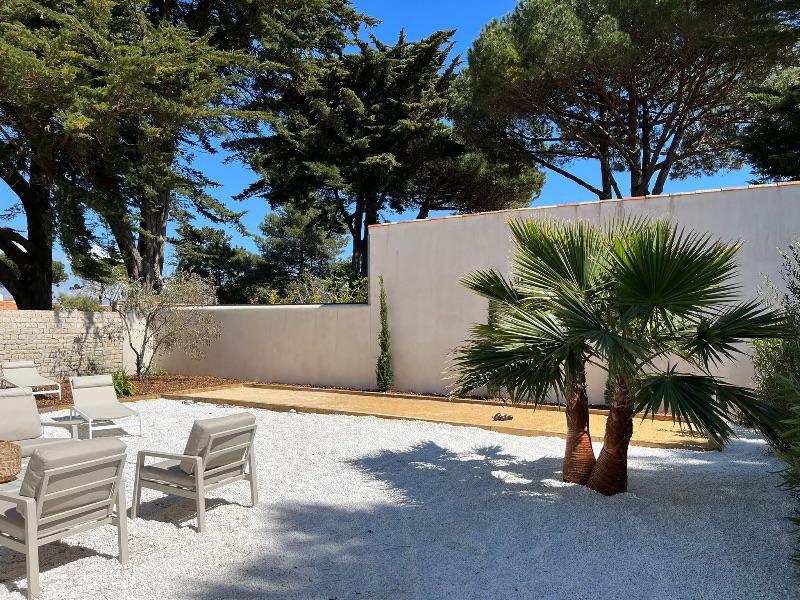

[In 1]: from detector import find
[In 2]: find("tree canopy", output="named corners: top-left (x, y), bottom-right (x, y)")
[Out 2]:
top-left (231, 30), bottom-right (542, 277)
top-left (454, 0), bottom-right (800, 200)
top-left (738, 82), bottom-right (800, 181)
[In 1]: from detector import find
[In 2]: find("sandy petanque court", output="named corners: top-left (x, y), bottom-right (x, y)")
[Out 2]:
top-left (160, 384), bottom-right (715, 450)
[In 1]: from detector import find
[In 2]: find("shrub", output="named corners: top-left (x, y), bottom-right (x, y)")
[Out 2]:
top-left (754, 242), bottom-right (800, 412)
top-left (111, 369), bottom-right (136, 397)
top-left (376, 276), bottom-right (393, 391)
top-left (54, 292), bottom-right (102, 312)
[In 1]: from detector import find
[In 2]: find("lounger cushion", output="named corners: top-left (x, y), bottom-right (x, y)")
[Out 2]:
top-left (20, 438), bottom-right (126, 500)
top-left (15, 437), bottom-right (77, 458)
top-left (70, 375), bottom-right (116, 409)
top-left (2, 362), bottom-right (59, 389)
top-left (2, 360), bottom-right (36, 369)
top-left (140, 458), bottom-right (246, 487)
top-left (180, 412), bottom-right (256, 474)
top-left (0, 388), bottom-right (42, 441)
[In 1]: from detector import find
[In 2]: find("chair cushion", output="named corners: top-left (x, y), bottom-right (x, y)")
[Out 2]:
top-left (140, 459), bottom-right (245, 488)
top-left (0, 497), bottom-right (109, 541)
top-left (0, 388), bottom-right (42, 441)
top-left (20, 438), bottom-right (127, 498)
top-left (180, 412), bottom-right (256, 474)
top-left (15, 437), bottom-right (78, 458)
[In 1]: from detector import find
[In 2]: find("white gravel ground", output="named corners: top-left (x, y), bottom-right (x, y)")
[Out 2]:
top-left (0, 399), bottom-right (798, 600)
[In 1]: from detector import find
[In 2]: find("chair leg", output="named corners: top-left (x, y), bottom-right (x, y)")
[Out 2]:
top-left (196, 492), bottom-right (206, 533)
top-left (248, 450), bottom-right (259, 507)
top-left (131, 458), bottom-right (143, 520)
top-left (24, 507), bottom-right (39, 599)
top-left (116, 478), bottom-right (128, 564)
top-left (195, 464), bottom-right (206, 533)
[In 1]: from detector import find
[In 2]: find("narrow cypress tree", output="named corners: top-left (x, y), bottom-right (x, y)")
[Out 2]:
top-left (376, 276), bottom-right (393, 391)
top-left (486, 300), bottom-right (502, 398)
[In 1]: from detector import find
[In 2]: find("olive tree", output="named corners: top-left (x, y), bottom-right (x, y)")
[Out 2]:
top-left (112, 272), bottom-right (222, 378)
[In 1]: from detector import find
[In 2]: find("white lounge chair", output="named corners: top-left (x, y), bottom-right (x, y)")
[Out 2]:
top-left (1, 361), bottom-right (61, 403)
top-left (132, 412), bottom-right (258, 533)
top-left (0, 438), bottom-right (128, 599)
top-left (0, 388), bottom-right (79, 457)
top-left (68, 375), bottom-right (142, 439)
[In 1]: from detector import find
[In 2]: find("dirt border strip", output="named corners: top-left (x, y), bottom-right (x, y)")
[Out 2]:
top-left (242, 383), bottom-right (678, 422)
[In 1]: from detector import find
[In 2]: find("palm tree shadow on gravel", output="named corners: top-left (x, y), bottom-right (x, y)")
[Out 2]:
top-left (185, 434), bottom-right (795, 600)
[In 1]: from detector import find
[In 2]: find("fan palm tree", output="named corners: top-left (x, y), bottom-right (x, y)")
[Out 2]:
top-left (453, 217), bottom-right (787, 495)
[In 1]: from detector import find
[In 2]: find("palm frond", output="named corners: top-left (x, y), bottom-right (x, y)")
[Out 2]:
top-left (676, 301), bottom-right (789, 369)
top-left (460, 269), bottom-right (519, 304)
top-left (634, 370), bottom-right (788, 446)
top-left (610, 220), bottom-right (742, 319)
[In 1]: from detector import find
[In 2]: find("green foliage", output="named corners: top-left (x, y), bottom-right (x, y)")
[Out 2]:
top-left (54, 292), bottom-right (101, 313)
top-left (111, 369), bottom-right (136, 397)
top-left (258, 205), bottom-right (348, 293)
top-left (173, 223), bottom-right (269, 304)
top-left (376, 276), bottom-right (393, 392)
top-left (753, 242), bottom-right (800, 413)
top-left (454, 0), bottom-right (800, 199)
top-left (110, 271), bottom-right (222, 378)
top-left (739, 82), bottom-right (800, 182)
top-left (271, 271), bottom-right (368, 305)
top-left (231, 29), bottom-right (542, 277)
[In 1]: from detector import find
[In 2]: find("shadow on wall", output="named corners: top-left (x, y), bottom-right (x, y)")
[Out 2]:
top-left (184, 436), bottom-right (790, 600)
top-left (46, 310), bottom-right (122, 378)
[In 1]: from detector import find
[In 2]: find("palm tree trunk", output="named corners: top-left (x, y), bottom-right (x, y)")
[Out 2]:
top-left (562, 369), bottom-right (596, 484)
top-left (586, 377), bottom-right (633, 495)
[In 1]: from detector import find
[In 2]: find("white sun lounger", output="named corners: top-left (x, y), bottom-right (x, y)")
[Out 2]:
top-left (68, 374), bottom-right (142, 439)
top-left (1, 361), bottom-right (61, 403)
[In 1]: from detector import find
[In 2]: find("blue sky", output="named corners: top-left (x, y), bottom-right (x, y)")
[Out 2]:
top-left (0, 0), bottom-right (755, 293)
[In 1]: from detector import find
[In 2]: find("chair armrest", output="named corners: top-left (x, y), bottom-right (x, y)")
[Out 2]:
top-left (0, 489), bottom-right (34, 510)
top-left (137, 450), bottom-right (196, 463)
top-left (41, 420), bottom-right (81, 439)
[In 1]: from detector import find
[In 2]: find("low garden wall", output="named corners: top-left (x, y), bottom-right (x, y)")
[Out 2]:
top-left (0, 310), bottom-right (121, 380)
top-left (157, 304), bottom-right (375, 389)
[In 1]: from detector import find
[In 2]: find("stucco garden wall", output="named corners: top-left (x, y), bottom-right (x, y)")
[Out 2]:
top-left (157, 304), bottom-right (375, 389)
top-left (160, 183), bottom-right (800, 399)
top-left (0, 310), bottom-right (121, 380)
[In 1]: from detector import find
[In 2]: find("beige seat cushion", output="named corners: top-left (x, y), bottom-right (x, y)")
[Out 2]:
top-left (0, 498), bottom-right (108, 541)
top-left (180, 413), bottom-right (255, 474)
top-left (140, 458), bottom-right (245, 488)
top-left (0, 388), bottom-right (42, 441)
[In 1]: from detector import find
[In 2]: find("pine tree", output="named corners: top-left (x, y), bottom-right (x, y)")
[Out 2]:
top-left (376, 276), bottom-right (393, 392)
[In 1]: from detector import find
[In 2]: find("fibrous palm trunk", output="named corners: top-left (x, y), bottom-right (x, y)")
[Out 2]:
top-left (585, 377), bottom-right (633, 495)
top-left (562, 369), bottom-right (596, 485)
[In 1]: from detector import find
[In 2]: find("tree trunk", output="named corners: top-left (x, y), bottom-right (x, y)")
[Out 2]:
top-left (562, 369), bottom-right (596, 485)
top-left (0, 176), bottom-right (54, 310)
top-left (585, 376), bottom-right (634, 495)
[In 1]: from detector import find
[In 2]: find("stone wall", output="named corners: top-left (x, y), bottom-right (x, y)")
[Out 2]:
top-left (0, 310), bottom-right (122, 380)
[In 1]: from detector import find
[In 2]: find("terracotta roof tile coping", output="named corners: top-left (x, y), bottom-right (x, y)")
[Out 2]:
top-left (368, 181), bottom-right (800, 229)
